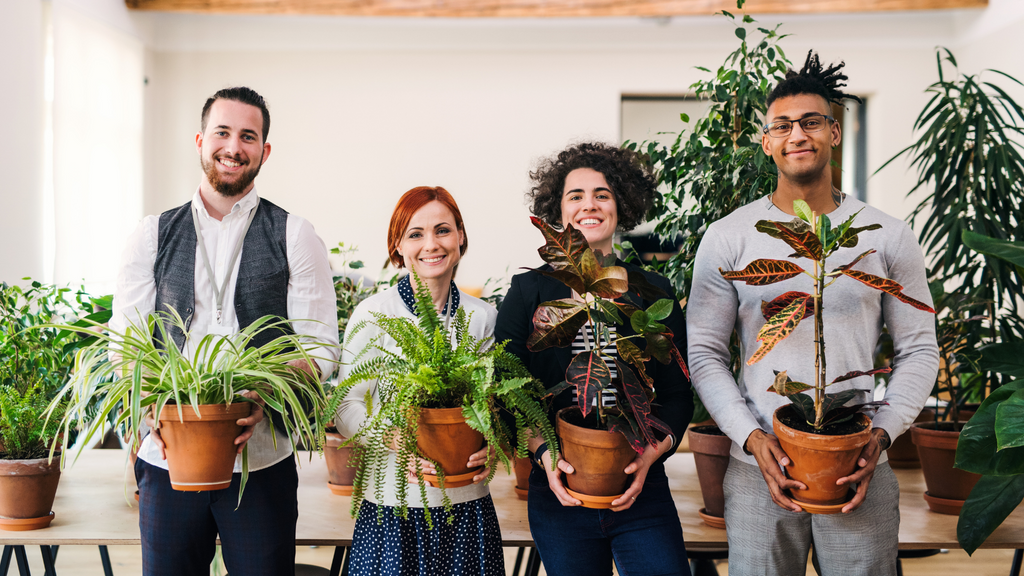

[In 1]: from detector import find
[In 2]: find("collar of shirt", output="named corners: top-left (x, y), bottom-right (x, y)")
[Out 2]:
top-left (191, 187), bottom-right (260, 222)
top-left (397, 275), bottom-right (460, 317)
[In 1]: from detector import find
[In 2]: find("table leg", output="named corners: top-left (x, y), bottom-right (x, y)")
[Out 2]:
top-left (524, 548), bottom-right (542, 576)
top-left (329, 546), bottom-right (348, 576)
top-left (97, 546), bottom-right (114, 576)
top-left (510, 548), bottom-right (525, 576)
top-left (13, 546), bottom-right (30, 576)
top-left (1, 546), bottom-right (12, 575)
top-left (1010, 548), bottom-right (1023, 576)
top-left (38, 546), bottom-right (55, 576)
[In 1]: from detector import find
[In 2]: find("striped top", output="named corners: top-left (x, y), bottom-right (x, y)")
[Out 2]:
top-left (571, 324), bottom-right (619, 409)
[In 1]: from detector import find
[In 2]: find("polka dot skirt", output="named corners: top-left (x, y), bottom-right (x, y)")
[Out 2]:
top-left (349, 495), bottom-right (505, 576)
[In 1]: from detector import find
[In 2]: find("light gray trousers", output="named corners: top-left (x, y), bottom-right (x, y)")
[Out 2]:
top-left (722, 457), bottom-right (900, 576)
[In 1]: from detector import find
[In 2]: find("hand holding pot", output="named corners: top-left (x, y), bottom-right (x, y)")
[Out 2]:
top-left (836, 428), bottom-right (887, 513)
top-left (233, 390), bottom-right (265, 455)
top-left (387, 432), bottom-right (439, 486)
top-left (468, 445), bottom-right (494, 484)
top-left (745, 429), bottom-right (806, 513)
top-left (609, 435), bottom-right (673, 512)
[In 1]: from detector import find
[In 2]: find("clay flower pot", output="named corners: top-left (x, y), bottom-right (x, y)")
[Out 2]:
top-left (415, 406), bottom-right (484, 488)
top-left (911, 421), bottom-right (980, 515)
top-left (513, 455), bottom-right (532, 500)
top-left (886, 409), bottom-right (934, 469)
top-left (158, 402), bottom-right (251, 491)
top-left (0, 455), bottom-right (61, 531)
top-left (556, 407), bottom-right (636, 509)
top-left (772, 405), bottom-right (871, 513)
top-left (688, 425), bottom-right (731, 529)
top-left (324, 430), bottom-right (356, 496)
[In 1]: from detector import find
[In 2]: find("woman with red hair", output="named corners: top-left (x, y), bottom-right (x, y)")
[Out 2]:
top-left (335, 186), bottom-right (504, 576)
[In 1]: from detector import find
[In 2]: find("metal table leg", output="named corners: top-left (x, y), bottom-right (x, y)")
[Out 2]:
top-left (524, 548), bottom-right (542, 576)
top-left (510, 547), bottom-right (525, 576)
top-left (1, 546), bottom-right (13, 575)
top-left (97, 546), bottom-right (114, 576)
top-left (38, 546), bottom-right (55, 576)
top-left (13, 546), bottom-right (30, 576)
top-left (329, 546), bottom-right (348, 576)
top-left (1010, 548), bottom-right (1023, 576)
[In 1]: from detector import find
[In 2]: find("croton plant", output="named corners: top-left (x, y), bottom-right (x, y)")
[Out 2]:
top-left (525, 217), bottom-right (689, 454)
top-left (720, 200), bottom-right (936, 432)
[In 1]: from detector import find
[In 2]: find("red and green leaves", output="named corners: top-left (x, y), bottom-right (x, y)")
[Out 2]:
top-left (530, 217), bottom-right (629, 300)
top-left (761, 291), bottom-right (814, 321)
top-left (748, 293), bottom-right (812, 365)
top-left (720, 259), bottom-right (805, 286)
top-left (580, 250), bottom-right (629, 299)
top-left (614, 359), bottom-right (673, 449)
top-left (527, 299), bottom-right (587, 352)
top-left (566, 351), bottom-right (610, 418)
top-left (768, 370), bottom-right (812, 395)
top-left (831, 367), bottom-right (892, 384)
top-left (836, 268), bottom-right (936, 313)
top-left (756, 219), bottom-right (822, 260)
top-left (532, 216), bottom-right (588, 275)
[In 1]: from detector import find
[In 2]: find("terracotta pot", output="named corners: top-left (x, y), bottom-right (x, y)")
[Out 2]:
top-left (886, 409), bottom-right (934, 469)
top-left (158, 402), bottom-right (251, 492)
top-left (513, 455), bottom-right (531, 500)
top-left (773, 405), bottom-right (871, 509)
top-left (688, 425), bottom-right (732, 526)
top-left (911, 421), bottom-right (980, 514)
top-left (324, 431), bottom-right (356, 496)
top-left (416, 406), bottom-right (484, 488)
top-left (0, 455), bottom-right (61, 531)
top-left (556, 407), bottom-right (636, 504)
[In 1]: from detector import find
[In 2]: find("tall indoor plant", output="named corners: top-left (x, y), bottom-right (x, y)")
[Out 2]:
top-left (0, 281), bottom-right (110, 530)
top-left (720, 200), bottom-right (935, 511)
top-left (46, 309), bottom-right (331, 504)
top-left (325, 271), bottom-right (557, 527)
top-left (525, 217), bottom-right (689, 506)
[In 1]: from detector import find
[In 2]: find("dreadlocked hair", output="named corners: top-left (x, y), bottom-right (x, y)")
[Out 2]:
top-left (766, 50), bottom-right (863, 109)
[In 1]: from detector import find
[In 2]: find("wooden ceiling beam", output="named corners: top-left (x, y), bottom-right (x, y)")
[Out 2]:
top-left (124, 0), bottom-right (988, 18)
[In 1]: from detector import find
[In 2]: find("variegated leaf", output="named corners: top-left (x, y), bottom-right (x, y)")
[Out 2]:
top-left (831, 249), bottom-right (877, 274)
top-left (774, 220), bottom-right (823, 260)
top-left (545, 380), bottom-right (574, 398)
top-left (823, 400), bottom-right (889, 427)
top-left (527, 299), bottom-right (588, 352)
top-left (831, 367), bottom-right (892, 384)
top-left (531, 216), bottom-right (588, 276)
top-left (644, 332), bottom-right (672, 364)
top-left (720, 259), bottom-right (805, 286)
top-left (768, 370), bottom-right (812, 395)
top-left (761, 291), bottom-right (814, 321)
top-left (580, 249), bottom-right (630, 299)
top-left (670, 345), bottom-right (691, 380)
top-left (747, 294), bottom-right (811, 365)
top-left (627, 271), bottom-right (668, 300)
top-left (617, 339), bottom-right (650, 370)
top-left (533, 267), bottom-right (586, 295)
top-left (615, 359), bottom-right (670, 449)
top-left (606, 413), bottom-right (646, 454)
top-left (838, 269), bottom-right (937, 313)
top-left (567, 351), bottom-right (611, 418)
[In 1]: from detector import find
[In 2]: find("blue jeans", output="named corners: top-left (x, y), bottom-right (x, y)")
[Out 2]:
top-left (527, 462), bottom-right (691, 576)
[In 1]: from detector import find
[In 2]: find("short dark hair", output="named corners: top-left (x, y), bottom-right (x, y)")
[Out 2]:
top-left (528, 142), bottom-right (656, 233)
top-left (200, 87), bottom-right (271, 142)
top-left (766, 50), bottom-right (863, 110)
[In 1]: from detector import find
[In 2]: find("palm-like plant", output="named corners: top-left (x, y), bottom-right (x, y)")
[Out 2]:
top-left (325, 272), bottom-right (556, 527)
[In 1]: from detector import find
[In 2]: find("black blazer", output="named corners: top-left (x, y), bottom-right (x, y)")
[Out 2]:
top-left (494, 260), bottom-right (693, 468)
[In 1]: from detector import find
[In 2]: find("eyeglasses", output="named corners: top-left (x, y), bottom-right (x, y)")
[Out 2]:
top-left (762, 114), bottom-right (834, 138)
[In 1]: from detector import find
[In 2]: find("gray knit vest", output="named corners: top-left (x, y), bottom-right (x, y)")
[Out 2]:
top-left (153, 198), bottom-right (293, 351)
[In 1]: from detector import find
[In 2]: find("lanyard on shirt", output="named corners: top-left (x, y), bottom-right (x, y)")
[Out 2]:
top-left (191, 203), bottom-right (259, 325)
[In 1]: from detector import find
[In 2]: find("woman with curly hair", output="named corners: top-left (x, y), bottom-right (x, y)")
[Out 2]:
top-left (494, 142), bottom-right (694, 575)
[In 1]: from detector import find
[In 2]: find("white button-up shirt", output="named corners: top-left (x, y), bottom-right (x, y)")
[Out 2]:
top-left (112, 188), bottom-right (339, 472)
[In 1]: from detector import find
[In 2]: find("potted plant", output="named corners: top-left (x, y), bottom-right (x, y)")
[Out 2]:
top-left (719, 199), bottom-right (935, 512)
top-left (325, 271), bottom-right (558, 527)
top-left (955, 231), bottom-right (1024, 553)
top-left (46, 309), bottom-right (331, 505)
top-left (523, 217), bottom-right (689, 508)
top-left (0, 281), bottom-right (110, 530)
top-left (687, 424), bottom-right (731, 528)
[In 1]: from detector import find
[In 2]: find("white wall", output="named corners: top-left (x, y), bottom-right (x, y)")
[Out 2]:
top-left (0, 0), bottom-right (44, 283)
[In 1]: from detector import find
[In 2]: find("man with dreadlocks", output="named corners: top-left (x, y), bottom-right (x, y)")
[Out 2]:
top-left (686, 51), bottom-right (939, 575)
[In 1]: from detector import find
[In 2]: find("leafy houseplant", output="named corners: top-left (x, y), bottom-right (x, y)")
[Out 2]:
top-left (0, 281), bottom-right (111, 530)
top-left (955, 231), bottom-right (1024, 553)
top-left (325, 271), bottom-right (557, 527)
top-left (47, 310), bottom-right (331, 504)
top-left (719, 200), bottom-right (935, 508)
top-left (524, 217), bottom-right (689, 503)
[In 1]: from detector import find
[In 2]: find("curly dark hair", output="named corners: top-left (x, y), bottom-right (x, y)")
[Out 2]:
top-left (766, 50), bottom-right (863, 110)
top-left (527, 142), bottom-right (656, 233)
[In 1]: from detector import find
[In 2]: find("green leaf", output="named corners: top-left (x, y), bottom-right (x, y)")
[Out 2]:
top-left (630, 310), bottom-right (651, 334)
top-left (793, 199), bottom-right (814, 223)
top-left (769, 370), bottom-right (811, 395)
top-left (957, 380), bottom-right (1024, 475)
top-left (979, 341), bottom-right (1024, 379)
top-left (962, 230), bottom-right (1024, 268)
top-left (735, 28), bottom-right (746, 40)
top-left (995, 389), bottom-right (1024, 450)
top-left (957, 474), bottom-right (1024, 555)
top-left (787, 393), bottom-right (815, 423)
top-left (646, 299), bottom-right (673, 322)
top-left (681, 113), bottom-right (690, 122)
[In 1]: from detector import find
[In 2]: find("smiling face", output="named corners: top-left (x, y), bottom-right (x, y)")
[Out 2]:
top-left (762, 93), bottom-right (841, 186)
top-left (196, 99), bottom-right (271, 197)
top-left (397, 200), bottom-right (465, 284)
top-left (560, 167), bottom-right (618, 255)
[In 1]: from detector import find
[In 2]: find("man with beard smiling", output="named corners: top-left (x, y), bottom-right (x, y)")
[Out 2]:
top-left (111, 87), bottom-right (338, 575)
top-left (686, 52), bottom-right (938, 575)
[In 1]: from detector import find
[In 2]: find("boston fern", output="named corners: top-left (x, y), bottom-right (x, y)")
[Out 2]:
top-left (720, 200), bottom-right (935, 431)
top-left (325, 271), bottom-right (557, 526)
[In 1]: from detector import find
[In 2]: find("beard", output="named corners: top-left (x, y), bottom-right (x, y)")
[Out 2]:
top-left (201, 153), bottom-right (263, 197)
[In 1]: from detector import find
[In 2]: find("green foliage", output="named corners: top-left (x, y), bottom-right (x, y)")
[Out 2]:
top-left (46, 310), bottom-right (332, 504)
top-left (0, 280), bottom-right (110, 459)
top-left (955, 232), bottom-right (1024, 554)
top-left (877, 49), bottom-right (1024, 343)
top-left (627, 5), bottom-right (792, 300)
top-left (724, 203), bottom-right (933, 430)
top-left (325, 270), bottom-right (557, 527)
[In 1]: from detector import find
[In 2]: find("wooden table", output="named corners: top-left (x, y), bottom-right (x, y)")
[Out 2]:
top-left (1, 450), bottom-right (1022, 569)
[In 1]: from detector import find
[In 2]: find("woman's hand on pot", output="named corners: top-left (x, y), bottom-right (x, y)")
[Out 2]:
top-left (469, 445), bottom-right (494, 484)
top-left (610, 435), bottom-right (672, 512)
top-left (234, 390), bottom-right (265, 455)
top-left (746, 429), bottom-right (805, 512)
top-left (541, 450), bottom-right (581, 507)
top-left (143, 408), bottom-right (167, 461)
top-left (386, 432), bottom-right (439, 485)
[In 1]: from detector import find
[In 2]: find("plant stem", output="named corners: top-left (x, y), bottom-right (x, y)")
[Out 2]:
top-left (813, 217), bottom-right (827, 430)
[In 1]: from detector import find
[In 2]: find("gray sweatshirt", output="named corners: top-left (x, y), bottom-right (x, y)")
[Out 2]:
top-left (687, 196), bottom-right (939, 466)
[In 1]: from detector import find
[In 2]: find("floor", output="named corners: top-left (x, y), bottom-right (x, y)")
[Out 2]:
top-left (2, 544), bottom-right (1019, 575)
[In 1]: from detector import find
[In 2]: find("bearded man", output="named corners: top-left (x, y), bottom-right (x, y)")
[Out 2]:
top-left (111, 87), bottom-right (339, 575)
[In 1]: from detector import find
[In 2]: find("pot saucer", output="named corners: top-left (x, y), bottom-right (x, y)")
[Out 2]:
top-left (513, 486), bottom-right (528, 501)
top-left (923, 491), bottom-right (965, 515)
top-left (422, 466), bottom-right (482, 489)
top-left (698, 508), bottom-right (726, 529)
top-left (327, 482), bottom-right (353, 496)
top-left (564, 487), bottom-right (623, 509)
top-left (0, 511), bottom-right (55, 531)
top-left (788, 490), bottom-right (854, 515)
